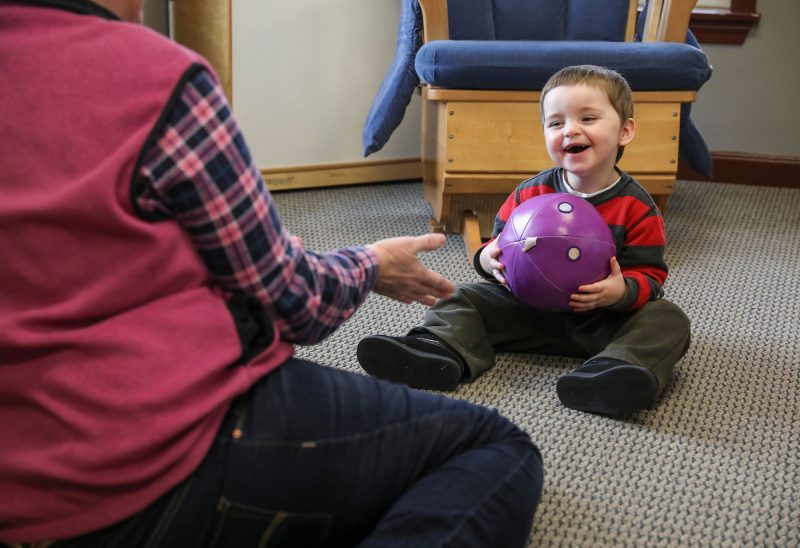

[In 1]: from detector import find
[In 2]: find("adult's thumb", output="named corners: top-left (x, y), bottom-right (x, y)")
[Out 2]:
top-left (413, 233), bottom-right (446, 253)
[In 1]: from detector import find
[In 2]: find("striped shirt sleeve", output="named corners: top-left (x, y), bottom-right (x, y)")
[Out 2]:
top-left (135, 67), bottom-right (378, 344)
top-left (597, 187), bottom-right (668, 311)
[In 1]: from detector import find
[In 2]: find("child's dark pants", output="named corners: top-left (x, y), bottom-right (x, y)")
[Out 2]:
top-left (419, 282), bottom-right (691, 392)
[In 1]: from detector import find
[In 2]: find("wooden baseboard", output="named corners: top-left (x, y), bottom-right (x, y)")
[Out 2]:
top-left (262, 158), bottom-right (422, 191)
top-left (678, 152), bottom-right (800, 189)
top-left (262, 152), bottom-right (798, 192)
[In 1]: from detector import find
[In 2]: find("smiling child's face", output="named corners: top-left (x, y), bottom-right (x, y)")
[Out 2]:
top-left (542, 83), bottom-right (635, 193)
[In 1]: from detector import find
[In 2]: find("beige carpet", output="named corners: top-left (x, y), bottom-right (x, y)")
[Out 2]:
top-left (273, 179), bottom-right (800, 547)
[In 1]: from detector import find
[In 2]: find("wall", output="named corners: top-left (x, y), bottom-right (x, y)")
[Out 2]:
top-left (144, 1), bottom-right (419, 171)
top-left (690, 0), bottom-right (800, 157)
top-left (231, 2), bottom-right (420, 168)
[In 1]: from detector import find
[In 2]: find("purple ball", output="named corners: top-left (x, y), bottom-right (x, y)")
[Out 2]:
top-left (497, 193), bottom-right (616, 310)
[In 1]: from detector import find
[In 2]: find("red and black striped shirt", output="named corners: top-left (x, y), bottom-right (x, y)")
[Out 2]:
top-left (484, 167), bottom-right (668, 311)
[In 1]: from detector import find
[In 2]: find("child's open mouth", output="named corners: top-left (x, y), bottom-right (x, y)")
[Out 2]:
top-left (565, 144), bottom-right (589, 154)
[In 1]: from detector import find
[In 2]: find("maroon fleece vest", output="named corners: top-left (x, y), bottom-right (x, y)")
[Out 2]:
top-left (0, 4), bottom-right (292, 541)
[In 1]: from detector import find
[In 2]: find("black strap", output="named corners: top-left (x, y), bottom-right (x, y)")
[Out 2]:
top-left (2, 0), bottom-right (119, 20)
top-left (225, 293), bottom-right (276, 365)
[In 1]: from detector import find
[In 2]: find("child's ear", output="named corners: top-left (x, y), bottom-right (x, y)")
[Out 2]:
top-left (619, 118), bottom-right (635, 147)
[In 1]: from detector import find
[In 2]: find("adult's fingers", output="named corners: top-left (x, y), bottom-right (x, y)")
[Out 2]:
top-left (409, 232), bottom-right (447, 253)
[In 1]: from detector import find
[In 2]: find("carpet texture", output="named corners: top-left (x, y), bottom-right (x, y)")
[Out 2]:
top-left (272, 179), bottom-right (799, 547)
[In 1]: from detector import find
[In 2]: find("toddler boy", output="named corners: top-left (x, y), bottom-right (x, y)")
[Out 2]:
top-left (357, 65), bottom-right (691, 416)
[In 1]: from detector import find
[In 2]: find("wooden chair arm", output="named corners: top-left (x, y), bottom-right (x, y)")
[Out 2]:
top-left (625, 0), bottom-right (638, 41)
top-left (659, 0), bottom-right (699, 42)
top-left (641, 0), bottom-right (699, 43)
top-left (417, 0), bottom-right (449, 41)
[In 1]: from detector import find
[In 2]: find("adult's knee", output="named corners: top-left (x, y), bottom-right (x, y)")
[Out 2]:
top-left (476, 417), bottom-right (544, 547)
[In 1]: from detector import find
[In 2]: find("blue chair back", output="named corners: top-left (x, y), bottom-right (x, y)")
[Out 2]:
top-left (447, 0), bottom-right (631, 41)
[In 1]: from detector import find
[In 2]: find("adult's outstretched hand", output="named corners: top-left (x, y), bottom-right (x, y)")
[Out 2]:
top-left (368, 233), bottom-right (454, 306)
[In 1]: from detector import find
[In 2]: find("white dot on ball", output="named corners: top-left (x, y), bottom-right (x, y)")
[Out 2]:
top-left (558, 202), bottom-right (574, 213)
top-left (568, 247), bottom-right (581, 260)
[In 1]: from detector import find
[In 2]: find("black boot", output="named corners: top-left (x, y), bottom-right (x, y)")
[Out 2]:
top-left (357, 333), bottom-right (465, 391)
top-left (556, 358), bottom-right (659, 416)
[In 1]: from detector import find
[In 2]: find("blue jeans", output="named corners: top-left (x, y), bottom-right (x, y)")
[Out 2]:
top-left (56, 358), bottom-right (543, 547)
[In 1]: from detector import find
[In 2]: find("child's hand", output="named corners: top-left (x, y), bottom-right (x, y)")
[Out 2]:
top-left (479, 239), bottom-right (507, 285)
top-left (569, 257), bottom-right (626, 312)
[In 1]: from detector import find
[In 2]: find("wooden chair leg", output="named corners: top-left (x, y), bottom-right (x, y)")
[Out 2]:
top-left (654, 193), bottom-right (670, 212)
top-left (462, 211), bottom-right (482, 262)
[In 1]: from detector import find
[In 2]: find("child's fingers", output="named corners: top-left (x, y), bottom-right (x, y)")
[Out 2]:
top-left (576, 282), bottom-right (602, 294)
top-left (570, 293), bottom-right (599, 312)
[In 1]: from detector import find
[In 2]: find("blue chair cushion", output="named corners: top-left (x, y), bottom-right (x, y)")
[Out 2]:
top-left (362, 0), bottom-right (422, 156)
top-left (679, 104), bottom-right (713, 176)
top-left (415, 40), bottom-right (712, 91)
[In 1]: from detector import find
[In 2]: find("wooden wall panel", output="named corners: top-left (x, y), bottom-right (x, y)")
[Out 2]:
top-left (445, 102), bottom-right (550, 172)
top-left (173, 0), bottom-right (233, 102)
top-left (443, 101), bottom-right (680, 175)
top-left (620, 103), bottom-right (681, 173)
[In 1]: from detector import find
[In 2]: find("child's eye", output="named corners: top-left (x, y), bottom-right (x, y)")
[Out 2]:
top-left (547, 121), bottom-right (564, 128)
top-left (582, 116), bottom-right (597, 123)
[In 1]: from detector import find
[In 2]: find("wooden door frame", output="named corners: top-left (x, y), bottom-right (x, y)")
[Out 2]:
top-left (173, 0), bottom-right (233, 103)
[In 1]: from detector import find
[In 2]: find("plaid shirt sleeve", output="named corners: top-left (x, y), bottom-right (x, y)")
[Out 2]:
top-left (135, 68), bottom-right (378, 344)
